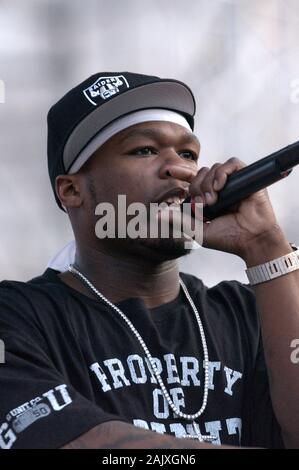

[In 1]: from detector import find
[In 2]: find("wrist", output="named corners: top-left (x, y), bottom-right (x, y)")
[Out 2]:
top-left (240, 225), bottom-right (291, 268)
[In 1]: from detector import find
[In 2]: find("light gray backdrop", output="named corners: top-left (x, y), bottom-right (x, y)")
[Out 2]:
top-left (0, 0), bottom-right (298, 285)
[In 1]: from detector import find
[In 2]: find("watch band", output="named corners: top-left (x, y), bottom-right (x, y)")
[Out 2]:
top-left (246, 246), bottom-right (299, 286)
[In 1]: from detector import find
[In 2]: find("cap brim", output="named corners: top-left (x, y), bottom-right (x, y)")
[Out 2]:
top-left (63, 80), bottom-right (196, 172)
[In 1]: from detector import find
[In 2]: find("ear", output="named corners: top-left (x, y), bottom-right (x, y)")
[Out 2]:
top-left (55, 174), bottom-right (83, 209)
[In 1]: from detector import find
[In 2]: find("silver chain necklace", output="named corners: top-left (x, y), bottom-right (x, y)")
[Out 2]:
top-left (68, 264), bottom-right (216, 443)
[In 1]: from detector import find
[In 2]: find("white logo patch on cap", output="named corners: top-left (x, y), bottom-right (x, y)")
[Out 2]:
top-left (83, 75), bottom-right (130, 106)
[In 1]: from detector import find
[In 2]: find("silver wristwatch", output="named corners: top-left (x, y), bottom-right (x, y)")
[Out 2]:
top-left (246, 244), bottom-right (299, 286)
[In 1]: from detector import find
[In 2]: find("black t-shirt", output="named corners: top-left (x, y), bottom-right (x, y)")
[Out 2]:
top-left (0, 268), bottom-right (283, 449)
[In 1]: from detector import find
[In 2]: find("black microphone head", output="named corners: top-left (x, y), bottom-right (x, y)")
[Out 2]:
top-left (276, 140), bottom-right (299, 172)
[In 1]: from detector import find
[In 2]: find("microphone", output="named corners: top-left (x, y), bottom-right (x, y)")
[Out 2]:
top-left (183, 140), bottom-right (299, 221)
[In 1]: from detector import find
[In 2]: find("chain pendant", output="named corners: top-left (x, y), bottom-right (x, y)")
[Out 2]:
top-left (193, 422), bottom-right (203, 441)
top-left (182, 422), bottom-right (216, 442)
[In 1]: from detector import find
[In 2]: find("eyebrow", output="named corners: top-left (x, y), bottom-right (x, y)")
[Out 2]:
top-left (116, 127), bottom-right (200, 147)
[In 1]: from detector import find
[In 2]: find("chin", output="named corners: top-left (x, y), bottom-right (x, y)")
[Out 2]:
top-left (126, 236), bottom-right (192, 262)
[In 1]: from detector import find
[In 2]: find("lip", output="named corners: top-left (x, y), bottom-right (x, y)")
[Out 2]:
top-left (153, 187), bottom-right (189, 204)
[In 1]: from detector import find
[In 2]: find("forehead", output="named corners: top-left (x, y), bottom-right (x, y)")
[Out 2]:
top-left (113, 121), bottom-right (200, 147)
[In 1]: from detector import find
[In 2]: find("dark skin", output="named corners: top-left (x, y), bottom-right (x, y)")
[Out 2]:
top-left (56, 121), bottom-right (299, 448)
top-left (57, 121), bottom-right (200, 308)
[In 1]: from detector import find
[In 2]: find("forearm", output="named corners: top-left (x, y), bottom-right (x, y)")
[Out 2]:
top-left (242, 228), bottom-right (299, 447)
top-left (62, 420), bottom-right (236, 449)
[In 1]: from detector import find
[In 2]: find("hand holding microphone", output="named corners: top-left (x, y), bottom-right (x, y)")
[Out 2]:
top-left (182, 140), bottom-right (299, 258)
top-left (185, 140), bottom-right (299, 220)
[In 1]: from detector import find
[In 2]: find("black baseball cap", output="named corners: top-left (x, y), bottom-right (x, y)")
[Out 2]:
top-left (47, 71), bottom-right (196, 210)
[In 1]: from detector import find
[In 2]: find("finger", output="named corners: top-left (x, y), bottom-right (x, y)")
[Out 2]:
top-left (188, 167), bottom-right (210, 198)
top-left (196, 163), bottom-right (222, 205)
top-left (189, 165), bottom-right (220, 205)
top-left (191, 158), bottom-right (246, 206)
top-left (213, 158), bottom-right (246, 191)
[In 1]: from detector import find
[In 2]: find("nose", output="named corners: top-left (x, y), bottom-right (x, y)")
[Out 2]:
top-left (158, 151), bottom-right (197, 184)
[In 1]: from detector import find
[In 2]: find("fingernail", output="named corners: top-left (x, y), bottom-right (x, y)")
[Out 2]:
top-left (213, 179), bottom-right (219, 190)
top-left (205, 192), bottom-right (213, 203)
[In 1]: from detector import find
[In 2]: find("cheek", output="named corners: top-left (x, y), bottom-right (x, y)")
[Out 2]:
top-left (111, 165), bottom-right (151, 201)
top-left (129, 167), bottom-right (153, 201)
top-left (91, 157), bottom-right (153, 205)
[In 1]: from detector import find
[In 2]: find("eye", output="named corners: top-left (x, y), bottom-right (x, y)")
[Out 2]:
top-left (179, 150), bottom-right (198, 161)
top-left (131, 147), bottom-right (157, 156)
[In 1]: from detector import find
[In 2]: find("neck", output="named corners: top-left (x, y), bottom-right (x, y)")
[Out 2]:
top-left (59, 243), bottom-right (181, 309)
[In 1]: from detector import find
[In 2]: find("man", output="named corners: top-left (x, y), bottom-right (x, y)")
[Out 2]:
top-left (0, 72), bottom-right (299, 449)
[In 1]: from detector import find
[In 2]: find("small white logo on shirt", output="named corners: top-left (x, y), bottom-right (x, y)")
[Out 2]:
top-left (83, 75), bottom-right (129, 105)
top-left (0, 384), bottom-right (73, 449)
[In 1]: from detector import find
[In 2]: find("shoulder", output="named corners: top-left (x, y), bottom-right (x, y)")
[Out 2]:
top-left (0, 269), bottom-right (67, 338)
top-left (180, 271), bottom-right (258, 328)
top-left (180, 272), bottom-right (260, 362)
top-left (0, 268), bottom-right (64, 307)
top-left (180, 271), bottom-right (255, 303)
